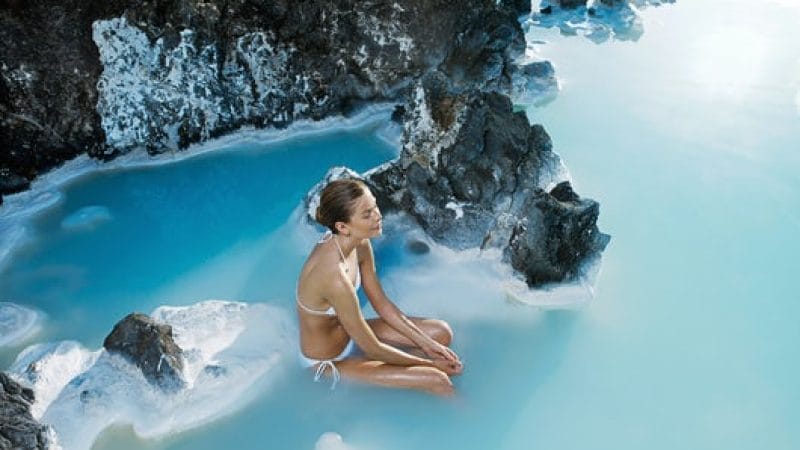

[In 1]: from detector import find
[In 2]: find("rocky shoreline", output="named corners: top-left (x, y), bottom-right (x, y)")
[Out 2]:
top-left (306, 72), bottom-right (608, 286)
top-left (0, 314), bottom-right (181, 450)
top-left (0, 372), bottom-right (53, 450)
top-left (2, 0), bottom-right (606, 286)
top-left (1, 0), bottom-right (530, 200)
top-left (1, 300), bottom-right (290, 450)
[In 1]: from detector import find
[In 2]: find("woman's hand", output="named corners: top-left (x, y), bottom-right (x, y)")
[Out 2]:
top-left (422, 339), bottom-right (462, 375)
top-left (422, 339), bottom-right (460, 364)
top-left (431, 357), bottom-right (463, 376)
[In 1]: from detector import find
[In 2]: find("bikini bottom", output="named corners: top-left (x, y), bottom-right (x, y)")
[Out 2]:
top-left (298, 339), bottom-right (356, 389)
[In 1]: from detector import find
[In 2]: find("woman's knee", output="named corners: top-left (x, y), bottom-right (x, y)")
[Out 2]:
top-left (429, 320), bottom-right (453, 346)
top-left (419, 367), bottom-right (453, 396)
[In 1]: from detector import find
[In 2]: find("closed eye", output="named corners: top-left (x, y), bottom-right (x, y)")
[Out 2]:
top-left (362, 205), bottom-right (378, 218)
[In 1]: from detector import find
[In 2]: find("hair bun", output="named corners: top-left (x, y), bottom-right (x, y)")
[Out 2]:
top-left (314, 206), bottom-right (326, 227)
top-left (315, 179), bottom-right (367, 233)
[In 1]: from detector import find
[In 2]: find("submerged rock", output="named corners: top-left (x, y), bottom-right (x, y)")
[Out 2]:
top-left (406, 239), bottom-right (430, 255)
top-left (103, 313), bottom-right (186, 392)
top-left (0, 372), bottom-right (53, 450)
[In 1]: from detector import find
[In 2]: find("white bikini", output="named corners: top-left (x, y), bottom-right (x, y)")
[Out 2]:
top-left (296, 231), bottom-right (361, 389)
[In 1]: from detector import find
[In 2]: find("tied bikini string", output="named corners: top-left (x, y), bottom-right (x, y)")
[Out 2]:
top-left (314, 361), bottom-right (340, 390)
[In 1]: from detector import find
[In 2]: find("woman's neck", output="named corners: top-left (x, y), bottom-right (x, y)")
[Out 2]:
top-left (333, 234), bottom-right (361, 258)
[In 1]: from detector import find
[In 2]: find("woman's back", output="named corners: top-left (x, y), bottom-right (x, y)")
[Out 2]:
top-left (296, 233), bottom-right (360, 359)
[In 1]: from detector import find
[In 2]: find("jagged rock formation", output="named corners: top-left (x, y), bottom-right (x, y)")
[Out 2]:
top-left (103, 313), bottom-right (186, 391)
top-left (306, 71), bottom-right (609, 287)
top-left (511, 61), bottom-right (557, 106)
top-left (1, 0), bottom-right (529, 201)
top-left (0, 372), bottom-right (52, 450)
top-left (506, 181), bottom-right (608, 285)
top-left (2, 0), bottom-right (609, 285)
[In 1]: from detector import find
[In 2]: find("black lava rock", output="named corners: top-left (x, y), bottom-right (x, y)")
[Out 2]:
top-left (103, 313), bottom-right (186, 392)
top-left (324, 71), bottom-right (611, 287)
top-left (0, 0), bottom-right (527, 202)
top-left (0, 372), bottom-right (52, 450)
top-left (406, 239), bottom-right (431, 254)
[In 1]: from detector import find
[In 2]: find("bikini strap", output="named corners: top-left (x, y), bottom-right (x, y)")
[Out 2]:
top-left (331, 235), bottom-right (347, 264)
top-left (320, 231), bottom-right (347, 266)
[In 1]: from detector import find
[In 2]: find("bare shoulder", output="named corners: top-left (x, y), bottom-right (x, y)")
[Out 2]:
top-left (300, 245), bottom-right (342, 292)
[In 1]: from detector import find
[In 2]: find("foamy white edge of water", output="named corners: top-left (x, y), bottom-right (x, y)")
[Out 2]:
top-left (385, 234), bottom-right (603, 319)
top-left (0, 104), bottom-right (397, 274)
top-left (0, 302), bottom-right (44, 347)
top-left (8, 300), bottom-right (295, 450)
top-left (9, 341), bottom-right (101, 418)
top-left (316, 432), bottom-right (364, 450)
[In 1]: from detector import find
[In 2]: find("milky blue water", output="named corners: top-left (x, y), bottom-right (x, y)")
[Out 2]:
top-left (1, 1), bottom-right (799, 449)
top-left (0, 123), bottom-right (397, 368)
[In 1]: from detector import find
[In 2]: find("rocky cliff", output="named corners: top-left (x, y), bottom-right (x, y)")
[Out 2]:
top-left (2, 0), bottom-right (607, 285)
top-left (1, 0), bottom-right (529, 201)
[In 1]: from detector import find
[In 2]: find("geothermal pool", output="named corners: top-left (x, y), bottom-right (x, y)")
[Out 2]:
top-left (1, 0), bottom-right (799, 449)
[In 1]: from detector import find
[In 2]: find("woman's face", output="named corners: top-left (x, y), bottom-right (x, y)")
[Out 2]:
top-left (343, 190), bottom-right (382, 239)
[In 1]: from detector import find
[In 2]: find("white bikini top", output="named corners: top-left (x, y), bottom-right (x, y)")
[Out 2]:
top-left (296, 231), bottom-right (361, 317)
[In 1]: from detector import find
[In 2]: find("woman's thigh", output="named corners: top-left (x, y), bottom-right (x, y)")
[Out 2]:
top-left (366, 317), bottom-right (453, 347)
top-left (332, 357), bottom-right (453, 396)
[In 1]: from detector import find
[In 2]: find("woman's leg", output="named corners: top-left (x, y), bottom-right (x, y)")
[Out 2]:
top-left (329, 358), bottom-right (454, 396)
top-left (366, 317), bottom-right (453, 347)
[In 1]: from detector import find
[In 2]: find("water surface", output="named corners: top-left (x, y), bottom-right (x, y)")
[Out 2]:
top-left (2, 1), bottom-right (799, 448)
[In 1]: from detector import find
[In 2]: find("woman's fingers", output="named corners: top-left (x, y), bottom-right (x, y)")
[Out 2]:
top-left (434, 343), bottom-right (459, 363)
top-left (441, 346), bottom-right (460, 364)
top-left (432, 357), bottom-right (463, 376)
top-left (445, 347), bottom-right (459, 361)
top-left (448, 360), bottom-right (463, 375)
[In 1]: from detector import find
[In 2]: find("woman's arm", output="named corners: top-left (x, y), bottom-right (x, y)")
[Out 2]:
top-left (326, 270), bottom-right (437, 368)
top-left (358, 240), bottom-right (450, 355)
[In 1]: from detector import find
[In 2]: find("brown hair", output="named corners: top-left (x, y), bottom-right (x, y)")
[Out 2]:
top-left (315, 179), bottom-right (368, 233)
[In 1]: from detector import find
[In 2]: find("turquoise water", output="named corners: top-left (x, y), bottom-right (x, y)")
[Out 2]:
top-left (2, 0), bottom-right (800, 449)
top-left (0, 123), bottom-right (397, 369)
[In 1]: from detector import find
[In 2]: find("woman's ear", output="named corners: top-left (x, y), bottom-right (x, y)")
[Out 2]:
top-left (334, 221), bottom-right (349, 236)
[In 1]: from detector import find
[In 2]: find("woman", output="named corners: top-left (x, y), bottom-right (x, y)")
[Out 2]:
top-left (296, 179), bottom-right (463, 396)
